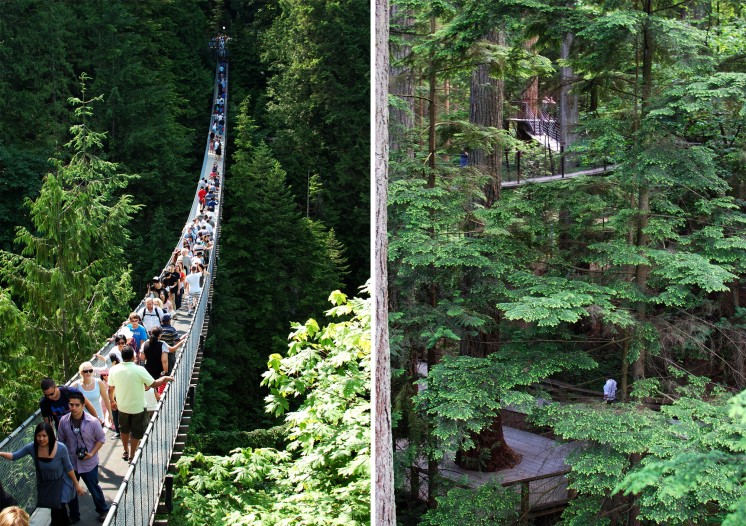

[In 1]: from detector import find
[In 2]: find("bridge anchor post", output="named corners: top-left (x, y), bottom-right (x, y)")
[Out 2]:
top-left (164, 475), bottom-right (174, 513)
top-left (520, 481), bottom-right (529, 525)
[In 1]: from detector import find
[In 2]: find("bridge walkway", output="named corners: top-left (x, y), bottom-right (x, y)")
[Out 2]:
top-left (501, 164), bottom-right (616, 189)
top-left (0, 47), bottom-right (230, 526)
top-left (29, 304), bottom-right (210, 526)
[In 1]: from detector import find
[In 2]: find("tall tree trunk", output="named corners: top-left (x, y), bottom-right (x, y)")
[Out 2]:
top-left (632, 3), bottom-right (654, 382)
top-left (633, 187), bottom-right (650, 381)
top-left (469, 29), bottom-right (505, 207)
top-left (620, 337), bottom-right (630, 401)
top-left (388, 3), bottom-right (415, 155)
top-left (426, 15), bottom-right (440, 507)
top-left (522, 37), bottom-right (539, 117)
top-left (456, 413), bottom-right (522, 471)
top-left (641, 1), bottom-right (654, 115)
top-left (556, 45), bottom-right (575, 278)
top-left (375, 0), bottom-right (395, 523)
top-left (559, 32), bottom-right (578, 166)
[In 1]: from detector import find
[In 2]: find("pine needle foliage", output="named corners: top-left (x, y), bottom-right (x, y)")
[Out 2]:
top-left (419, 480), bottom-right (520, 526)
top-left (192, 101), bottom-right (347, 432)
top-left (532, 375), bottom-right (746, 525)
top-left (416, 348), bottom-right (595, 460)
top-left (0, 77), bottom-right (137, 378)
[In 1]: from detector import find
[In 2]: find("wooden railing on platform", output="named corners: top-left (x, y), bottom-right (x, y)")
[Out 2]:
top-left (503, 468), bottom-right (572, 525)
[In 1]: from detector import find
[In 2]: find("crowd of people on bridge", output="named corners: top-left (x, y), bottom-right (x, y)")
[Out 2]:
top-left (209, 63), bottom-right (227, 161)
top-left (0, 248), bottom-right (215, 526)
top-left (0, 53), bottom-right (227, 526)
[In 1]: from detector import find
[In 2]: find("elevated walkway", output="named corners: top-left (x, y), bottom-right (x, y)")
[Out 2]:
top-left (398, 428), bottom-right (574, 523)
top-left (502, 164), bottom-right (617, 189)
top-left (509, 102), bottom-right (561, 153)
top-left (411, 361), bottom-right (575, 521)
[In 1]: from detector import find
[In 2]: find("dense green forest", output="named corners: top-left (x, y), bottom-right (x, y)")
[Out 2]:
top-left (176, 4), bottom-right (370, 522)
top-left (0, 0), bottom-right (369, 522)
top-left (0, 0), bottom-right (215, 431)
top-left (0, 0), bottom-right (368, 428)
top-left (387, 0), bottom-right (746, 525)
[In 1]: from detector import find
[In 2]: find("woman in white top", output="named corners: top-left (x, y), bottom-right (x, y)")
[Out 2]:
top-left (159, 290), bottom-right (173, 313)
top-left (73, 361), bottom-right (112, 427)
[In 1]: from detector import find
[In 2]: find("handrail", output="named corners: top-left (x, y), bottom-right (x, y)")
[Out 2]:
top-left (501, 467), bottom-right (571, 488)
top-left (511, 101), bottom-right (560, 144)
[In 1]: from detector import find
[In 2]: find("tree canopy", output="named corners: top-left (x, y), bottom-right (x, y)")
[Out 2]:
top-left (174, 289), bottom-right (371, 525)
top-left (387, 0), bottom-right (746, 523)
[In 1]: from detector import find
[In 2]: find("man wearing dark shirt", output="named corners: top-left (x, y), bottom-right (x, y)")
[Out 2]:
top-left (40, 378), bottom-right (99, 429)
top-left (160, 265), bottom-right (180, 309)
top-left (159, 314), bottom-right (179, 374)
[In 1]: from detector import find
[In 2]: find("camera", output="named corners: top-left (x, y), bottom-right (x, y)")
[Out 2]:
top-left (76, 447), bottom-right (88, 460)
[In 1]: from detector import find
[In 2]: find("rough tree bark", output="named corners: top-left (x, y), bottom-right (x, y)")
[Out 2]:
top-left (456, 414), bottom-right (522, 471)
top-left (374, 0), bottom-right (395, 523)
top-left (559, 32), bottom-right (578, 162)
top-left (521, 36), bottom-right (539, 118)
top-left (389, 3), bottom-right (415, 155)
top-left (469, 29), bottom-right (505, 207)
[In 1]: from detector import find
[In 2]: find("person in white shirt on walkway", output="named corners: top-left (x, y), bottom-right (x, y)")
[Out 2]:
top-left (137, 297), bottom-right (164, 335)
top-left (603, 377), bottom-right (618, 404)
top-left (108, 346), bottom-right (173, 462)
top-left (184, 265), bottom-right (207, 316)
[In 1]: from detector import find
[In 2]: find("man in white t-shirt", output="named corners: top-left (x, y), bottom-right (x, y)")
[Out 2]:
top-left (137, 297), bottom-right (164, 334)
top-left (184, 266), bottom-right (205, 316)
top-left (108, 345), bottom-right (173, 462)
top-left (603, 378), bottom-right (618, 404)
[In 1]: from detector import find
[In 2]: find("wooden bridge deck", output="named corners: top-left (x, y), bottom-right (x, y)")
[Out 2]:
top-left (400, 425), bottom-right (576, 510)
top-left (438, 426), bottom-right (576, 508)
top-left (525, 131), bottom-right (561, 153)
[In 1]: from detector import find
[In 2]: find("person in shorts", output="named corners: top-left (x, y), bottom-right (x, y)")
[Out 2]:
top-left (107, 345), bottom-right (173, 462)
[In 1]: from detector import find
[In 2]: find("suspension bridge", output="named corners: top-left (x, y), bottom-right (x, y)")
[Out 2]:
top-left (0, 46), bottom-right (229, 526)
top-left (502, 100), bottom-right (617, 187)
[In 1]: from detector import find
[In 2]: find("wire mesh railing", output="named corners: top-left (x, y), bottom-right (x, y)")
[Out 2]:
top-left (0, 50), bottom-right (229, 524)
top-left (512, 101), bottom-right (560, 144)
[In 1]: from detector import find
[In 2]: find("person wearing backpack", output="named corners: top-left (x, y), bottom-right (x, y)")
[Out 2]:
top-left (137, 298), bottom-right (164, 335)
top-left (159, 314), bottom-right (180, 374)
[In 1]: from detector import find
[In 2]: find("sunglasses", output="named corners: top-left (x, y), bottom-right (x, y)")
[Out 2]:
top-left (82, 369), bottom-right (94, 374)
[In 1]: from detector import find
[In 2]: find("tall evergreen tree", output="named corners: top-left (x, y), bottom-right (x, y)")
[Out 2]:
top-left (0, 80), bottom-right (138, 378)
top-left (388, 0), bottom-right (746, 522)
top-left (261, 0), bottom-right (370, 289)
top-left (193, 101), bottom-right (347, 432)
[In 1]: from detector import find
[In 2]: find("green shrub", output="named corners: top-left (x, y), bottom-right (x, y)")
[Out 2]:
top-left (185, 425), bottom-right (287, 455)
